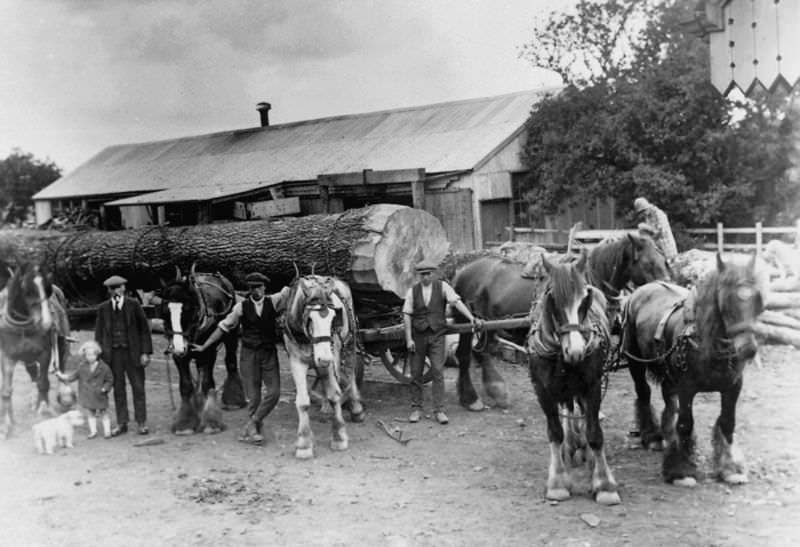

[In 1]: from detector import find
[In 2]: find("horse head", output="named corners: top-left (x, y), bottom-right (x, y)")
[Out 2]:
top-left (703, 253), bottom-right (766, 362)
top-left (3, 261), bottom-right (53, 331)
top-left (288, 275), bottom-right (347, 377)
top-left (541, 250), bottom-right (601, 365)
top-left (157, 267), bottom-right (201, 357)
top-left (586, 234), bottom-right (669, 332)
top-left (624, 233), bottom-right (671, 286)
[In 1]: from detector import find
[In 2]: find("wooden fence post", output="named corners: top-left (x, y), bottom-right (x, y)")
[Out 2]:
top-left (795, 219), bottom-right (800, 249)
top-left (717, 222), bottom-right (724, 253)
top-left (755, 221), bottom-right (763, 258)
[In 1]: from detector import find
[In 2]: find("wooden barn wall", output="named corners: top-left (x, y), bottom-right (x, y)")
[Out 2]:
top-left (448, 132), bottom-right (525, 248)
top-left (424, 189), bottom-right (475, 251)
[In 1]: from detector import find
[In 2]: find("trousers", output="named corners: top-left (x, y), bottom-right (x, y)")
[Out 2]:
top-left (110, 348), bottom-right (146, 425)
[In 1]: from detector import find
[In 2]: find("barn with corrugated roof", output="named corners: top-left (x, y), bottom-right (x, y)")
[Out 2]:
top-left (34, 89), bottom-right (580, 250)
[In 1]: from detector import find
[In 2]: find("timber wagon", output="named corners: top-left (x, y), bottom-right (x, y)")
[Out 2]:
top-left (0, 203), bottom-right (532, 383)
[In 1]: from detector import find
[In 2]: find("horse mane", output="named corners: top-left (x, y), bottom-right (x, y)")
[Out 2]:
top-left (549, 260), bottom-right (587, 308)
top-left (286, 276), bottom-right (332, 333)
top-left (586, 236), bottom-right (629, 291)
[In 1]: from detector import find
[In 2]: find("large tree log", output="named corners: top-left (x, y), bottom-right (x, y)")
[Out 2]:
top-left (753, 321), bottom-right (800, 349)
top-left (759, 310), bottom-right (800, 330)
top-left (765, 292), bottom-right (800, 310)
top-left (0, 204), bottom-right (449, 305)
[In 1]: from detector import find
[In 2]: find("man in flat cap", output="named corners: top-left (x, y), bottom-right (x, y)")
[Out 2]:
top-left (193, 271), bottom-right (291, 445)
top-left (403, 259), bottom-right (481, 425)
top-left (95, 274), bottom-right (153, 436)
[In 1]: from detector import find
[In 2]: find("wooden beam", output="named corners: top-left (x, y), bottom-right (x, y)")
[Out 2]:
top-left (319, 184), bottom-right (330, 214)
top-left (197, 203), bottom-right (211, 224)
top-left (411, 180), bottom-right (425, 210)
top-left (318, 168), bottom-right (426, 187)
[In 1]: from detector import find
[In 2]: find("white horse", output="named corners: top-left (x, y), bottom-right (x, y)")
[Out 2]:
top-left (283, 275), bottom-right (364, 459)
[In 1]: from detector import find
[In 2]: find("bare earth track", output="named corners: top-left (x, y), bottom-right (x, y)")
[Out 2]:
top-left (1, 330), bottom-right (799, 546)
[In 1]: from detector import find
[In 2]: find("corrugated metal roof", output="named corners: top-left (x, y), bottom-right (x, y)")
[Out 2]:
top-left (35, 88), bottom-right (559, 201)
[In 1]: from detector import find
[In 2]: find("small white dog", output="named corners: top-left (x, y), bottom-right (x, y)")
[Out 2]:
top-left (32, 409), bottom-right (86, 455)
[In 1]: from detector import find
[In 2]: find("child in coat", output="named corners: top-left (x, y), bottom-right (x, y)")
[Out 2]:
top-left (57, 340), bottom-right (114, 439)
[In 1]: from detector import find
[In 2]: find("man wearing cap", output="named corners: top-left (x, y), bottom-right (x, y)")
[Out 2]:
top-left (193, 272), bottom-right (291, 444)
top-left (403, 259), bottom-right (481, 425)
top-left (95, 275), bottom-right (153, 436)
top-left (633, 197), bottom-right (678, 261)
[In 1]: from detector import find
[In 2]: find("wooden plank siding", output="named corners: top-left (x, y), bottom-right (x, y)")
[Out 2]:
top-left (425, 189), bottom-right (475, 251)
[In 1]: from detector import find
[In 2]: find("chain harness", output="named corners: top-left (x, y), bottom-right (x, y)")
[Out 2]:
top-left (620, 285), bottom-right (741, 380)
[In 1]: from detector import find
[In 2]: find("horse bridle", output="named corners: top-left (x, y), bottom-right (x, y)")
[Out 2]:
top-left (302, 303), bottom-right (338, 345)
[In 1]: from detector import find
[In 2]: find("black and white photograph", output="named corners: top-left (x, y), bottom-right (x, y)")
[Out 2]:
top-left (1, 1), bottom-right (799, 545)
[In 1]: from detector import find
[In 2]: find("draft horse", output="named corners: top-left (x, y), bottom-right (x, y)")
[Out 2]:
top-left (157, 265), bottom-right (246, 434)
top-left (283, 275), bottom-right (365, 459)
top-left (453, 233), bottom-right (670, 411)
top-left (527, 251), bottom-right (620, 505)
top-left (622, 253), bottom-right (766, 485)
top-left (0, 261), bottom-right (70, 438)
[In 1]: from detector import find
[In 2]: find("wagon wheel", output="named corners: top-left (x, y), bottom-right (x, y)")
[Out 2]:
top-left (379, 347), bottom-right (433, 384)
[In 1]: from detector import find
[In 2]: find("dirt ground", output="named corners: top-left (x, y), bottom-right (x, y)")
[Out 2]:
top-left (1, 330), bottom-right (799, 547)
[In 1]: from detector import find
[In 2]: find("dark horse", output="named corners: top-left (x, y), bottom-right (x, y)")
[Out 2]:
top-left (622, 253), bottom-right (766, 485)
top-left (452, 233), bottom-right (670, 411)
top-left (157, 265), bottom-right (246, 434)
top-left (527, 250), bottom-right (620, 505)
top-left (0, 261), bottom-right (70, 438)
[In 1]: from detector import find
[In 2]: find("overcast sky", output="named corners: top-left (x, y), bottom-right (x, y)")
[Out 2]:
top-left (1, 0), bottom-right (566, 173)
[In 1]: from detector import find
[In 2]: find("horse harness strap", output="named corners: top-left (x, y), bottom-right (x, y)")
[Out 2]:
top-left (649, 289), bottom-right (697, 373)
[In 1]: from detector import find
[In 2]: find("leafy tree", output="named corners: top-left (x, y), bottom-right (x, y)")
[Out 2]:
top-left (518, 0), bottom-right (798, 234)
top-left (0, 150), bottom-right (61, 226)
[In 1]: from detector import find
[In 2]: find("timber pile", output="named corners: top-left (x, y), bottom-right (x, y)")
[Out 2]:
top-left (671, 248), bottom-right (800, 349)
top-left (0, 204), bottom-right (449, 304)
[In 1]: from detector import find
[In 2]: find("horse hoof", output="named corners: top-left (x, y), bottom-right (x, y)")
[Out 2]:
top-left (467, 400), bottom-right (486, 412)
top-left (350, 411), bottom-right (366, 423)
top-left (672, 477), bottom-right (697, 488)
top-left (546, 488), bottom-right (570, 501)
top-left (330, 440), bottom-right (348, 451)
top-left (722, 472), bottom-right (748, 485)
top-left (173, 428), bottom-right (195, 436)
top-left (646, 440), bottom-right (664, 451)
top-left (596, 491), bottom-right (621, 506)
top-left (295, 447), bottom-right (314, 460)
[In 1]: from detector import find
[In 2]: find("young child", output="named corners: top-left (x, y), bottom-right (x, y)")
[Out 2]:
top-left (56, 340), bottom-right (114, 439)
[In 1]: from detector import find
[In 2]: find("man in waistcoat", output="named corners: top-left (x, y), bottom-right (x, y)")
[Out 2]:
top-left (193, 272), bottom-right (291, 445)
top-left (95, 275), bottom-right (153, 436)
top-left (403, 260), bottom-right (481, 425)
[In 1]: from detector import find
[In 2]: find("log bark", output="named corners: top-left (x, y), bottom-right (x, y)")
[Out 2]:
top-left (758, 310), bottom-right (800, 331)
top-left (783, 309), bottom-right (800, 322)
top-left (769, 277), bottom-right (800, 292)
top-left (753, 321), bottom-right (800, 349)
top-left (765, 292), bottom-right (800, 310)
top-left (0, 204), bottom-right (449, 304)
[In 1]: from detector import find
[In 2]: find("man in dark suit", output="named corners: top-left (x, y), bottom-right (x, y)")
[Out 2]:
top-left (95, 275), bottom-right (153, 436)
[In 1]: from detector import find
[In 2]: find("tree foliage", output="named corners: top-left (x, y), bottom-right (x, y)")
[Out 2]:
top-left (519, 0), bottom-right (799, 232)
top-left (0, 150), bottom-right (61, 226)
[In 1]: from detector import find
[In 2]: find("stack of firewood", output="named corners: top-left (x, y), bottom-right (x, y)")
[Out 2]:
top-left (671, 247), bottom-right (800, 349)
